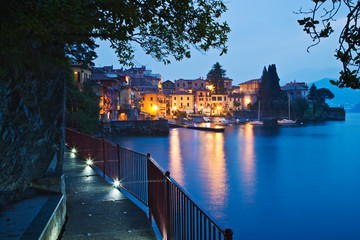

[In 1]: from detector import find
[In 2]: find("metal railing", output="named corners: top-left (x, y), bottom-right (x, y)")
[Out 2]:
top-left (66, 128), bottom-right (233, 240)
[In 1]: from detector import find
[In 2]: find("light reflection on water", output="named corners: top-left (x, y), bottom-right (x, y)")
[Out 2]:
top-left (240, 123), bottom-right (256, 203)
top-left (198, 132), bottom-right (227, 208)
top-left (169, 129), bottom-right (184, 185)
top-left (109, 113), bottom-right (360, 240)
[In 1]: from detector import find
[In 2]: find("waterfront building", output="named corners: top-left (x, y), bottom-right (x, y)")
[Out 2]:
top-left (228, 93), bottom-right (243, 111)
top-left (239, 78), bottom-right (261, 109)
top-left (140, 91), bottom-right (167, 118)
top-left (118, 86), bottom-right (141, 120)
top-left (281, 81), bottom-right (309, 101)
top-left (210, 93), bottom-right (229, 115)
top-left (193, 87), bottom-right (212, 115)
top-left (170, 91), bottom-right (195, 114)
top-left (93, 74), bottom-right (119, 120)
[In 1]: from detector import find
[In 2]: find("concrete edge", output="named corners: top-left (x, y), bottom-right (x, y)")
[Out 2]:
top-left (38, 194), bottom-right (66, 240)
top-left (21, 194), bottom-right (66, 240)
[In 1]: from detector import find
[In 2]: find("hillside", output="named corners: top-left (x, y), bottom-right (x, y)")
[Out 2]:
top-left (349, 103), bottom-right (360, 113)
top-left (310, 78), bottom-right (360, 110)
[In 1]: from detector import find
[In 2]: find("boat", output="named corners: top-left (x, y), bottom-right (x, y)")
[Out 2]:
top-left (214, 117), bottom-right (230, 126)
top-left (278, 96), bottom-right (297, 124)
top-left (203, 116), bottom-right (211, 122)
top-left (250, 101), bottom-right (263, 125)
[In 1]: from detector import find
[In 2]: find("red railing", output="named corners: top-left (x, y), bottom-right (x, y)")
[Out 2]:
top-left (66, 128), bottom-right (233, 240)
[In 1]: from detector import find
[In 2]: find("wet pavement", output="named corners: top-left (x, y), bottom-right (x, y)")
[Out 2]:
top-left (62, 150), bottom-right (156, 240)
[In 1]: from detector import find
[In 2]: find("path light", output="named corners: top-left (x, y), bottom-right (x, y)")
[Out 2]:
top-left (71, 148), bottom-right (77, 154)
top-left (86, 158), bottom-right (93, 166)
top-left (113, 180), bottom-right (120, 187)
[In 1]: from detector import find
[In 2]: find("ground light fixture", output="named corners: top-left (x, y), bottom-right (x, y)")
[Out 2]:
top-left (86, 158), bottom-right (93, 166)
top-left (71, 148), bottom-right (77, 154)
top-left (113, 180), bottom-right (120, 188)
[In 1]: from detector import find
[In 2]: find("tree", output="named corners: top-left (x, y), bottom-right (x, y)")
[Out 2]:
top-left (0, 0), bottom-right (230, 210)
top-left (297, 0), bottom-right (360, 89)
top-left (259, 64), bottom-right (287, 117)
top-left (66, 78), bottom-right (100, 135)
top-left (207, 62), bottom-right (226, 93)
top-left (308, 84), bottom-right (334, 104)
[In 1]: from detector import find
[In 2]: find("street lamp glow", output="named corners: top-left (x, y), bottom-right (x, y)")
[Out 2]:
top-left (71, 148), bottom-right (77, 154)
top-left (152, 105), bottom-right (158, 111)
top-left (113, 180), bottom-right (120, 187)
top-left (86, 158), bottom-right (93, 166)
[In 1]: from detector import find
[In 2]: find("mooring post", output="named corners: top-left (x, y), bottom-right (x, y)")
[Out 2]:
top-left (225, 228), bottom-right (233, 240)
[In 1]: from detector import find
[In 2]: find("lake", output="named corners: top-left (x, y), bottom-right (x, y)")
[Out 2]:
top-left (109, 113), bottom-right (360, 240)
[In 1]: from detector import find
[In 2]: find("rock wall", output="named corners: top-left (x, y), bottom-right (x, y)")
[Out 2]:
top-left (326, 107), bottom-right (346, 121)
top-left (107, 120), bottom-right (169, 136)
top-left (0, 64), bottom-right (67, 212)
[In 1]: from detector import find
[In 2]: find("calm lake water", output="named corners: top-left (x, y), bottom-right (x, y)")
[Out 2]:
top-left (109, 113), bottom-right (360, 240)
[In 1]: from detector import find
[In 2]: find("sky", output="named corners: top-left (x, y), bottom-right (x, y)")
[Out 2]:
top-left (94, 0), bottom-right (346, 86)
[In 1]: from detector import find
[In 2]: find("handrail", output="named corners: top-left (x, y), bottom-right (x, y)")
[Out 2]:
top-left (65, 128), bottom-right (233, 240)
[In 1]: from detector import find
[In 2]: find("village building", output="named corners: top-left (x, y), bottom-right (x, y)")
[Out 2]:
top-left (228, 93), bottom-right (243, 111)
top-left (140, 91), bottom-right (167, 119)
top-left (210, 93), bottom-right (229, 115)
top-left (239, 78), bottom-right (261, 109)
top-left (281, 81), bottom-right (309, 101)
top-left (161, 80), bottom-right (175, 95)
top-left (193, 87), bottom-right (212, 115)
top-left (170, 91), bottom-right (195, 114)
top-left (174, 78), bottom-right (208, 92)
top-left (73, 65), bottom-right (93, 91)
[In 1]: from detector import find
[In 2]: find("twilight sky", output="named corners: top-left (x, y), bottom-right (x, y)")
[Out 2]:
top-left (94, 0), bottom-right (346, 85)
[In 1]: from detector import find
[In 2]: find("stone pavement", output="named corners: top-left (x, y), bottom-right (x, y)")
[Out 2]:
top-left (61, 150), bottom-right (156, 240)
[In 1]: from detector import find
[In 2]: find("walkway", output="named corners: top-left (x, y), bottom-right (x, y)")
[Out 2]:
top-left (62, 149), bottom-right (156, 240)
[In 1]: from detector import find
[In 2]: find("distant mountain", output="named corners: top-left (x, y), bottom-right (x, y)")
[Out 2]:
top-left (311, 78), bottom-right (360, 110)
top-left (349, 103), bottom-right (360, 113)
top-left (281, 67), bottom-right (341, 85)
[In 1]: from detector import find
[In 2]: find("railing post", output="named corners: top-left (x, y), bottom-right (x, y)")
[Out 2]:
top-left (225, 228), bottom-right (233, 240)
top-left (102, 139), bottom-right (106, 179)
top-left (165, 171), bottom-right (171, 240)
top-left (117, 144), bottom-right (121, 186)
top-left (147, 153), bottom-right (152, 224)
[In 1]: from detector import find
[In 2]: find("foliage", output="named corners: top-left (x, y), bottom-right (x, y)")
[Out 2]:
top-left (297, 0), bottom-right (360, 89)
top-left (291, 98), bottom-right (310, 119)
top-left (207, 62), bottom-right (227, 93)
top-left (0, 0), bottom-right (230, 72)
top-left (174, 110), bottom-right (187, 119)
top-left (259, 64), bottom-right (287, 117)
top-left (308, 84), bottom-right (335, 104)
top-left (66, 78), bottom-right (100, 135)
